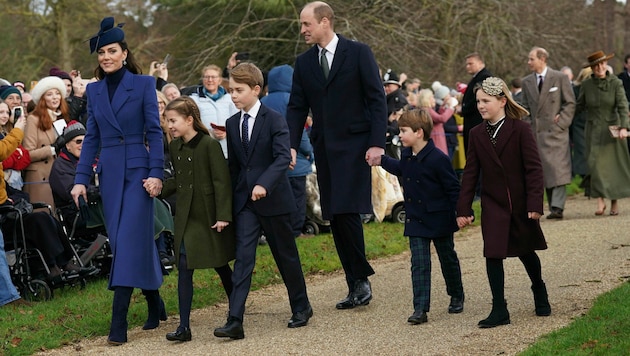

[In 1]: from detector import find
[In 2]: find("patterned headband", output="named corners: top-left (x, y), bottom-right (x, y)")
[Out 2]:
top-left (481, 77), bottom-right (505, 97)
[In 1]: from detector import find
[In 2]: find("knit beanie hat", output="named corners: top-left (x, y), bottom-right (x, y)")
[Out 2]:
top-left (0, 85), bottom-right (22, 100)
top-left (434, 85), bottom-right (450, 105)
top-left (63, 120), bottom-right (86, 142)
top-left (49, 67), bottom-right (72, 82)
top-left (31, 76), bottom-right (67, 104)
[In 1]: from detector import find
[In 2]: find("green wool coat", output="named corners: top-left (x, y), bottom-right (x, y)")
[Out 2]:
top-left (577, 72), bottom-right (630, 199)
top-left (161, 133), bottom-right (235, 269)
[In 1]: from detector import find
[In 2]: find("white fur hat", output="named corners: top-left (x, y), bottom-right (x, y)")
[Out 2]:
top-left (31, 76), bottom-right (67, 104)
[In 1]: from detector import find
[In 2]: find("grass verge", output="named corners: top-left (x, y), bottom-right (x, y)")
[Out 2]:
top-left (0, 220), bottom-right (408, 356)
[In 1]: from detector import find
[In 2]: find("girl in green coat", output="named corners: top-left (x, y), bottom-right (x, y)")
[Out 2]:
top-left (161, 96), bottom-right (235, 342)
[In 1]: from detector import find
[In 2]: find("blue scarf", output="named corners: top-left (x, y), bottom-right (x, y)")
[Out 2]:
top-left (202, 86), bottom-right (226, 101)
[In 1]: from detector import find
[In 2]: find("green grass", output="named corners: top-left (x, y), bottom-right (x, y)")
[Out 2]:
top-left (0, 220), bottom-right (408, 356)
top-left (520, 281), bottom-right (630, 355)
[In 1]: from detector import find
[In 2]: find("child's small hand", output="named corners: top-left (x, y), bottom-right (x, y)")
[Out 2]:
top-left (457, 216), bottom-right (473, 228)
top-left (251, 185), bottom-right (267, 201)
top-left (212, 221), bottom-right (229, 232)
top-left (528, 212), bottom-right (541, 220)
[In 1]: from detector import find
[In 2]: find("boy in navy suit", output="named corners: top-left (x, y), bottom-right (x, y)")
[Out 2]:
top-left (214, 63), bottom-right (312, 339)
top-left (374, 109), bottom-right (464, 325)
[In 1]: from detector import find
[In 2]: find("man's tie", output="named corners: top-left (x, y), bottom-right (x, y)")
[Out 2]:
top-left (241, 113), bottom-right (250, 154)
top-left (538, 75), bottom-right (544, 92)
top-left (320, 48), bottom-right (330, 79)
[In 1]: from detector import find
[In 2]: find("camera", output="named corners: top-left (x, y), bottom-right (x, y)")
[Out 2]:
top-left (12, 107), bottom-right (22, 120)
top-left (235, 52), bottom-right (250, 61)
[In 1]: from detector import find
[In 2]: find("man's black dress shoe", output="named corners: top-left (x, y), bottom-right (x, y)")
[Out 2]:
top-left (166, 326), bottom-right (192, 342)
top-left (407, 311), bottom-right (428, 324)
top-left (352, 279), bottom-right (372, 306)
top-left (546, 208), bottom-right (563, 219)
top-left (335, 294), bottom-right (355, 310)
top-left (214, 317), bottom-right (244, 339)
top-left (288, 304), bottom-right (313, 328)
top-left (448, 296), bottom-right (464, 314)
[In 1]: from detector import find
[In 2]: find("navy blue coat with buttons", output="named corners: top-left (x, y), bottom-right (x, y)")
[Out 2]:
top-left (76, 71), bottom-right (164, 290)
top-left (381, 139), bottom-right (460, 238)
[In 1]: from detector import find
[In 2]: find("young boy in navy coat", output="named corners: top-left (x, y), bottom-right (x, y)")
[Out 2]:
top-left (374, 109), bottom-right (464, 324)
top-left (214, 63), bottom-right (312, 339)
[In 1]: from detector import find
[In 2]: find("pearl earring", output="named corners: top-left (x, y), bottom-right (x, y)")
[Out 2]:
top-left (123, 59), bottom-right (127, 66)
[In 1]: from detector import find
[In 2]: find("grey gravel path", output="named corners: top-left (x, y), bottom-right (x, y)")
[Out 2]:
top-left (40, 195), bottom-right (630, 355)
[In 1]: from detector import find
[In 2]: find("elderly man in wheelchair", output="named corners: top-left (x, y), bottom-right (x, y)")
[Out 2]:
top-left (49, 121), bottom-right (175, 268)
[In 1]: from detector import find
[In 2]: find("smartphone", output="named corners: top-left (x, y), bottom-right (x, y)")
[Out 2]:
top-left (235, 52), bottom-right (250, 61)
top-left (12, 107), bottom-right (22, 120)
top-left (163, 54), bottom-right (171, 66)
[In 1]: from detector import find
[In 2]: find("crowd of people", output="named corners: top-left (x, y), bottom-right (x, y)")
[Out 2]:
top-left (2, 0), bottom-right (630, 348)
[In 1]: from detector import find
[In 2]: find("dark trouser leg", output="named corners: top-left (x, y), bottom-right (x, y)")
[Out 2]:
top-left (330, 213), bottom-right (375, 292)
top-left (214, 264), bottom-right (233, 299)
top-left (289, 176), bottom-right (307, 237)
top-left (109, 286), bottom-right (133, 343)
top-left (433, 235), bottom-right (464, 299)
top-left (229, 207), bottom-right (262, 321)
top-left (520, 251), bottom-right (551, 316)
top-left (177, 254), bottom-right (194, 328)
top-left (409, 237), bottom-right (431, 312)
top-left (142, 289), bottom-right (162, 330)
top-left (260, 214), bottom-right (310, 313)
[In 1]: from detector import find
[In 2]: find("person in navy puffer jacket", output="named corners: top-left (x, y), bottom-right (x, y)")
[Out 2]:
top-left (261, 65), bottom-right (314, 237)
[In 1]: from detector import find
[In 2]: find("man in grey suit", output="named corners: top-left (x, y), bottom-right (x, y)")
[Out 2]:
top-left (521, 47), bottom-right (576, 219)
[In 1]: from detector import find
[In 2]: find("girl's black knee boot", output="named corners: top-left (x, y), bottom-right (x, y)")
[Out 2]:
top-left (532, 282), bottom-right (551, 316)
top-left (109, 287), bottom-right (133, 345)
top-left (478, 299), bottom-right (510, 328)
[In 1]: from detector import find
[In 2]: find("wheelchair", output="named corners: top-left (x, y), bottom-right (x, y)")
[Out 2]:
top-left (1, 202), bottom-right (92, 301)
top-left (57, 196), bottom-right (176, 276)
top-left (56, 199), bottom-right (112, 278)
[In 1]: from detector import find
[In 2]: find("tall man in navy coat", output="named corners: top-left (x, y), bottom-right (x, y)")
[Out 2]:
top-left (286, 1), bottom-right (388, 309)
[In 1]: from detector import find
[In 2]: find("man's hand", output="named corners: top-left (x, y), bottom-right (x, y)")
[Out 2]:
top-left (289, 148), bottom-right (297, 170)
top-left (365, 146), bottom-right (385, 166)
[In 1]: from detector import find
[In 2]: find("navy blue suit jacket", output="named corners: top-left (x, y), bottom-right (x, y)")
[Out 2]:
top-left (226, 103), bottom-right (296, 217)
top-left (381, 139), bottom-right (460, 238)
top-left (286, 35), bottom-right (387, 219)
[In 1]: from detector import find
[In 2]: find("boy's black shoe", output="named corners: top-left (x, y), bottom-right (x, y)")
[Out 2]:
top-left (214, 317), bottom-right (244, 339)
top-left (407, 311), bottom-right (428, 324)
top-left (448, 296), bottom-right (465, 314)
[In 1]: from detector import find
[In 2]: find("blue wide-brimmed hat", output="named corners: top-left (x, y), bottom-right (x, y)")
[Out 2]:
top-left (88, 17), bottom-right (125, 54)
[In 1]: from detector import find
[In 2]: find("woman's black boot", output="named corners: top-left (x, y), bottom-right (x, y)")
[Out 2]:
top-left (108, 287), bottom-right (133, 345)
top-left (532, 283), bottom-right (551, 316)
top-left (142, 289), bottom-right (163, 330)
top-left (478, 299), bottom-right (510, 328)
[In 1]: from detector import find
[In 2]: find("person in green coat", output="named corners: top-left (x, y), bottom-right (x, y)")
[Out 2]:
top-left (159, 96), bottom-right (235, 342)
top-left (576, 51), bottom-right (630, 215)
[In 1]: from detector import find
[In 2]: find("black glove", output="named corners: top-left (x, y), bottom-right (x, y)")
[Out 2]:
top-left (52, 135), bottom-right (66, 154)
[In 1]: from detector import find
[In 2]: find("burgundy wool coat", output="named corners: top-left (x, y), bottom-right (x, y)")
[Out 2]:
top-left (456, 118), bottom-right (548, 258)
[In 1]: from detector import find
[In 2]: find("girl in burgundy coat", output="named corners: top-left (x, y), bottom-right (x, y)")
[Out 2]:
top-left (456, 77), bottom-right (550, 328)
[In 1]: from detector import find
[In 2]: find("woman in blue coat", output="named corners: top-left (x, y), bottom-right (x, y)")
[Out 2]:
top-left (71, 17), bottom-right (165, 345)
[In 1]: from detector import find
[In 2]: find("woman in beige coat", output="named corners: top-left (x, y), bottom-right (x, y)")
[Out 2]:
top-left (23, 76), bottom-right (69, 210)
